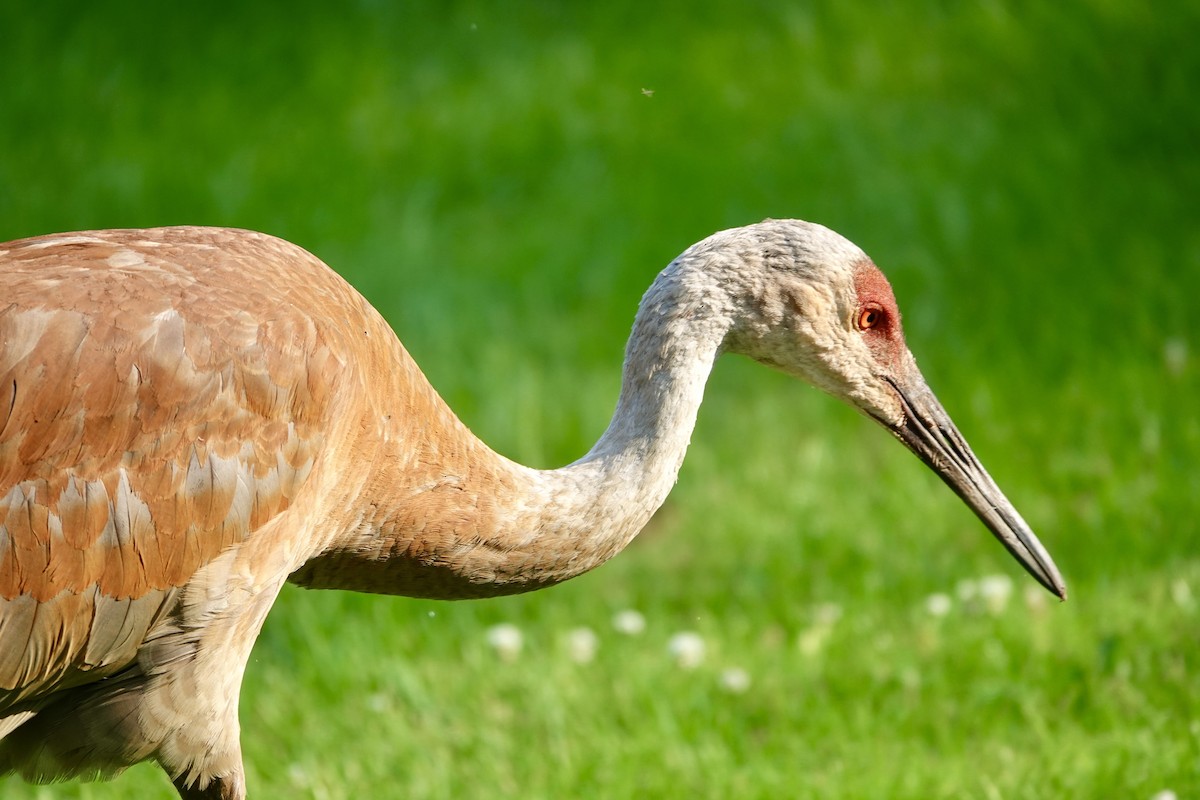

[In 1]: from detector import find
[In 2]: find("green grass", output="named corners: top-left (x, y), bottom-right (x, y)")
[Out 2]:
top-left (2, 1), bottom-right (1198, 797)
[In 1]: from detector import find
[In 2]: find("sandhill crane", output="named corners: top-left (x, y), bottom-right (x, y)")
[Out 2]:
top-left (0, 220), bottom-right (1065, 798)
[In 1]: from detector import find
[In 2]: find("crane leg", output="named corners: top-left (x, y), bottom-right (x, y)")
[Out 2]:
top-left (172, 769), bottom-right (247, 799)
top-left (141, 550), bottom-right (290, 800)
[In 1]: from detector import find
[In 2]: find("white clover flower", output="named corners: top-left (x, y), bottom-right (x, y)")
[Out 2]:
top-left (797, 625), bottom-right (832, 656)
top-left (565, 626), bottom-right (599, 663)
top-left (719, 667), bottom-right (751, 694)
top-left (287, 762), bottom-right (311, 788)
top-left (925, 592), bottom-right (952, 617)
top-left (1023, 584), bottom-right (1049, 613)
top-left (1150, 790), bottom-right (1178, 800)
top-left (1164, 337), bottom-right (1187, 376)
top-left (955, 578), bottom-right (979, 604)
top-left (486, 623), bottom-right (523, 661)
top-left (813, 602), bottom-right (843, 626)
top-left (1171, 579), bottom-right (1193, 609)
top-left (612, 609), bottom-right (646, 636)
top-left (667, 631), bottom-right (705, 669)
top-left (796, 600), bottom-right (842, 656)
top-left (978, 574), bottom-right (1013, 615)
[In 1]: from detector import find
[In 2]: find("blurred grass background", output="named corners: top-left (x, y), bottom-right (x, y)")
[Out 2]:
top-left (2, 0), bottom-right (1197, 797)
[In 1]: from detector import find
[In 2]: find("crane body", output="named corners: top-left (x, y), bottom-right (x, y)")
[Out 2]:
top-left (0, 222), bottom-right (1065, 798)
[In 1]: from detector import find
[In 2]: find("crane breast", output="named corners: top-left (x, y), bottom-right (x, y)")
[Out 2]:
top-left (0, 228), bottom-right (344, 709)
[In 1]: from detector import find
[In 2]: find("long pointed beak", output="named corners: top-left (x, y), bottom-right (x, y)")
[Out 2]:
top-left (878, 373), bottom-right (1067, 600)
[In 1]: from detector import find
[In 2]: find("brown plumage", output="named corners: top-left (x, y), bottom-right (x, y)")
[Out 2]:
top-left (0, 222), bottom-right (1065, 798)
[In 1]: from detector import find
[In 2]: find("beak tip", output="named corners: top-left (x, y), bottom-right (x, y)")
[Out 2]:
top-left (1039, 569), bottom-right (1067, 602)
top-left (1031, 559), bottom-right (1067, 602)
top-left (1034, 551), bottom-right (1068, 603)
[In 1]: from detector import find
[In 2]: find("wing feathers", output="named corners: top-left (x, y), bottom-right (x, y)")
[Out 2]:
top-left (0, 228), bottom-right (342, 711)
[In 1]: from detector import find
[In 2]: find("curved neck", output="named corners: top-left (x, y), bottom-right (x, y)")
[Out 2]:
top-left (291, 259), bottom-right (734, 599)
top-left (571, 263), bottom-right (734, 517)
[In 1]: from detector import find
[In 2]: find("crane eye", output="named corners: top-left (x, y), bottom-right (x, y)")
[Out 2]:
top-left (857, 306), bottom-right (883, 331)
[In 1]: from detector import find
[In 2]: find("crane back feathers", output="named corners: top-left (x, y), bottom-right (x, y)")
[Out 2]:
top-left (0, 229), bottom-right (372, 785)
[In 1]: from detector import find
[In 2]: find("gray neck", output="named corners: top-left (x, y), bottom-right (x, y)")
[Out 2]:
top-left (523, 258), bottom-right (736, 574)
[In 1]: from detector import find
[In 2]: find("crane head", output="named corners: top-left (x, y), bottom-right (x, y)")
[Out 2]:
top-left (716, 219), bottom-right (1067, 600)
